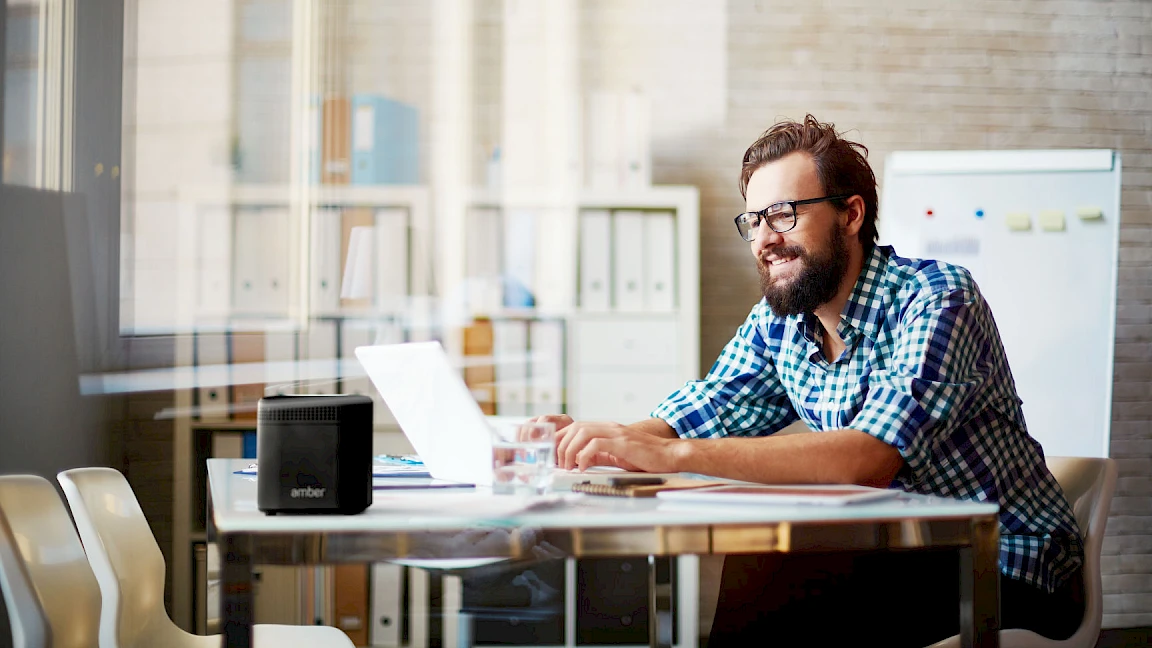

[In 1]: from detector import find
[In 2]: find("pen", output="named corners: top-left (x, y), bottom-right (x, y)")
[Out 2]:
top-left (378, 454), bottom-right (423, 465)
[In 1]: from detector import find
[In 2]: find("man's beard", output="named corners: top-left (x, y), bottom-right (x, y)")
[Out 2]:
top-left (758, 224), bottom-right (849, 316)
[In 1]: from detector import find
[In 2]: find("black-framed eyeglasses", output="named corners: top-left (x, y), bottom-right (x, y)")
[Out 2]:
top-left (734, 194), bottom-right (853, 241)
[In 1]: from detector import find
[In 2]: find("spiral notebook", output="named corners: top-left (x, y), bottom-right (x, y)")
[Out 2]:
top-left (570, 478), bottom-right (719, 498)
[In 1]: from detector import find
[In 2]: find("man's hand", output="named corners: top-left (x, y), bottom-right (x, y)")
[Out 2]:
top-left (528, 413), bottom-right (584, 457)
top-left (555, 421), bottom-right (684, 473)
top-left (530, 415), bottom-right (681, 471)
top-left (528, 414), bottom-right (575, 435)
top-left (527, 414), bottom-right (578, 462)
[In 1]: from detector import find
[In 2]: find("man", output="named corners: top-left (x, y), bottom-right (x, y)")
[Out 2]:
top-left (539, 115), bottom-right (1084, 645)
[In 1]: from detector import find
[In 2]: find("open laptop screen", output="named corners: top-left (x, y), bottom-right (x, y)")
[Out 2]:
top-left (356, 342), bottom-right (496, 486)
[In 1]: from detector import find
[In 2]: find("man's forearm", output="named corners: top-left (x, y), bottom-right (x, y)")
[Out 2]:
top-left (627, 417), bottom-right (679, 439)
top-left (671, 429), bottom-right (904, 487)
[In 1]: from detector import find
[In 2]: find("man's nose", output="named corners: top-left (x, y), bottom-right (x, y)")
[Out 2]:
top-left (752, 223), bottom-right (784, 255)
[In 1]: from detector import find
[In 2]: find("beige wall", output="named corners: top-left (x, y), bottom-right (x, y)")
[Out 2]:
top-left (645, 0), bottom-right (1151, 628)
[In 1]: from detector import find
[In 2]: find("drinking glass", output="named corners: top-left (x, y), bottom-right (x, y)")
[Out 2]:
top-left (491, 421), bottom-right (556, 495)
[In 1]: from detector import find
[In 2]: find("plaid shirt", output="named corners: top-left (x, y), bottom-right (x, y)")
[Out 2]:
top-left (653, 244), bottom-right (1083, 592)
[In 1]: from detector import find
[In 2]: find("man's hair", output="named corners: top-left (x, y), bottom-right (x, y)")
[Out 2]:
top-left (739, 114), bottom-right (878, 253)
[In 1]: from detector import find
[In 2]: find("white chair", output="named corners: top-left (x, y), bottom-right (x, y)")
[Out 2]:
top-left (57, 467), bottom-right (354, 648)
top-left (0, 474), bottom-right (102, 648)
top-left (929, 456), bottom-right (1118, 648)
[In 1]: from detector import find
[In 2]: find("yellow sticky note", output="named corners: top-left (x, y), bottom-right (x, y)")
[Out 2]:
top-left (1005, 212), bottom-right (1031, 231)
top-left (1077, 206), bottom-right (1103, 220)
top-left (1039, 210), bottom-right (1066, 232)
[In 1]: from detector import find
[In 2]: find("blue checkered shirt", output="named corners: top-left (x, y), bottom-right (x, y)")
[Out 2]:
top-left (653, 245), bottom-right (1083, 592)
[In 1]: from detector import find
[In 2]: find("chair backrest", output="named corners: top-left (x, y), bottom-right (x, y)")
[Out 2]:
top-left (0, 475), bottom-right (102, 648)
top-left (0, 512), bottom-right (47, 648)
top-left (1045, 456), bottom-right (1117, 645)
top-left (57, 468), bottom-right (173, 648)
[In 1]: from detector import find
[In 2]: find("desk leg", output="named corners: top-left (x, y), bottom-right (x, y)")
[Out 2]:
top-left (959, 517), bottom-right (1000, 648)
top-left (647, 556), bottom-right (673, 648)
top-left (221, 533), bottom-right (255, 648)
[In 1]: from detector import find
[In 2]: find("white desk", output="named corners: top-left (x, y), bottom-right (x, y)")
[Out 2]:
top-left (207, 459), bottom-right (1001, 648)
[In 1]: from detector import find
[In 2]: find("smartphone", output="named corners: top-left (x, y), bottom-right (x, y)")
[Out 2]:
top-left (608, 476), bottom-right (666, 487)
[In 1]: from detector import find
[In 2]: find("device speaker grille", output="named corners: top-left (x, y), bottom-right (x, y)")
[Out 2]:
top-left (259, 405), bottom-right (339, 422)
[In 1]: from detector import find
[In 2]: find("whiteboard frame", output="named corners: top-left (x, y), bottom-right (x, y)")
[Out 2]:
top-left (888, 149), bottom-right (1114, 175)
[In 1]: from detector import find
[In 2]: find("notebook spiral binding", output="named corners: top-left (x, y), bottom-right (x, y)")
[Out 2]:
top-left (570, 478), bottom-right (715, 498)
top-left (570, 482), bottom-right (640, 497)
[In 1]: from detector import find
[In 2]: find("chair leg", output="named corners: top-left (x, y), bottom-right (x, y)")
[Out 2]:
top-left (959, 518), bottom-right (1001, 648)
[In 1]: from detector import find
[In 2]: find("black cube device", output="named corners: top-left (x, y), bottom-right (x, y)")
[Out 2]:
top-left (256, 394), bottom-right (373, 515)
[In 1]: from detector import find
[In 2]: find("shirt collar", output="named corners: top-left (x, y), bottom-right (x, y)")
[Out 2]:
top-left (837, 244), bottom-right (891, 342)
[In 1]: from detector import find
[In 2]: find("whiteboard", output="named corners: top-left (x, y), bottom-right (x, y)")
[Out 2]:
top-left (878, 150), bottom-right (1120, 458)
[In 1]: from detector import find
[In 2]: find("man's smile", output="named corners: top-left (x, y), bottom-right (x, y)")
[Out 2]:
top-left (761, 252), bottom-right (802, 277)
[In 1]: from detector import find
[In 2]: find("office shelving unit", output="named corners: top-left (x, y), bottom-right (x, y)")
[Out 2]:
top-left (446, 185), bottom-right (701, 424)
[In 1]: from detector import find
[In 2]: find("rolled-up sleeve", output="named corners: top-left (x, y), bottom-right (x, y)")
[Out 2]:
top-left (652, 302), bottom-right (798, 439)
top-left (851, 287), bottom-right (990, 478)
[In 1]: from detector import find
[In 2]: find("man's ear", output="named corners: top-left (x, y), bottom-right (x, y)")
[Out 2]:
top-left (842, 195), bottom-right (866, 237)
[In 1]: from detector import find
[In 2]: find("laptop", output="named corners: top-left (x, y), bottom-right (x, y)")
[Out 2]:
top-left (355, 341), bottom-right (682, 489)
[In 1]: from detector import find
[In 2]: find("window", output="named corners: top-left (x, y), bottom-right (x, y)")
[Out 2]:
top-left (2, 0), bottom-right (74, 189)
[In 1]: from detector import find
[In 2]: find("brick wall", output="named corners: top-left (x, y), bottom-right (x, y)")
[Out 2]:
top-left (644, 0), bottom-right (1152, 628)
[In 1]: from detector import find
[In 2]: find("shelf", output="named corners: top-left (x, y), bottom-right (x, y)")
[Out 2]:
top-left (173, 183), bottom-right (431, 207)
top-left (468, 185), bottom-right (700, 210)
top-left (190, 421), bottom-right (258, 431)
